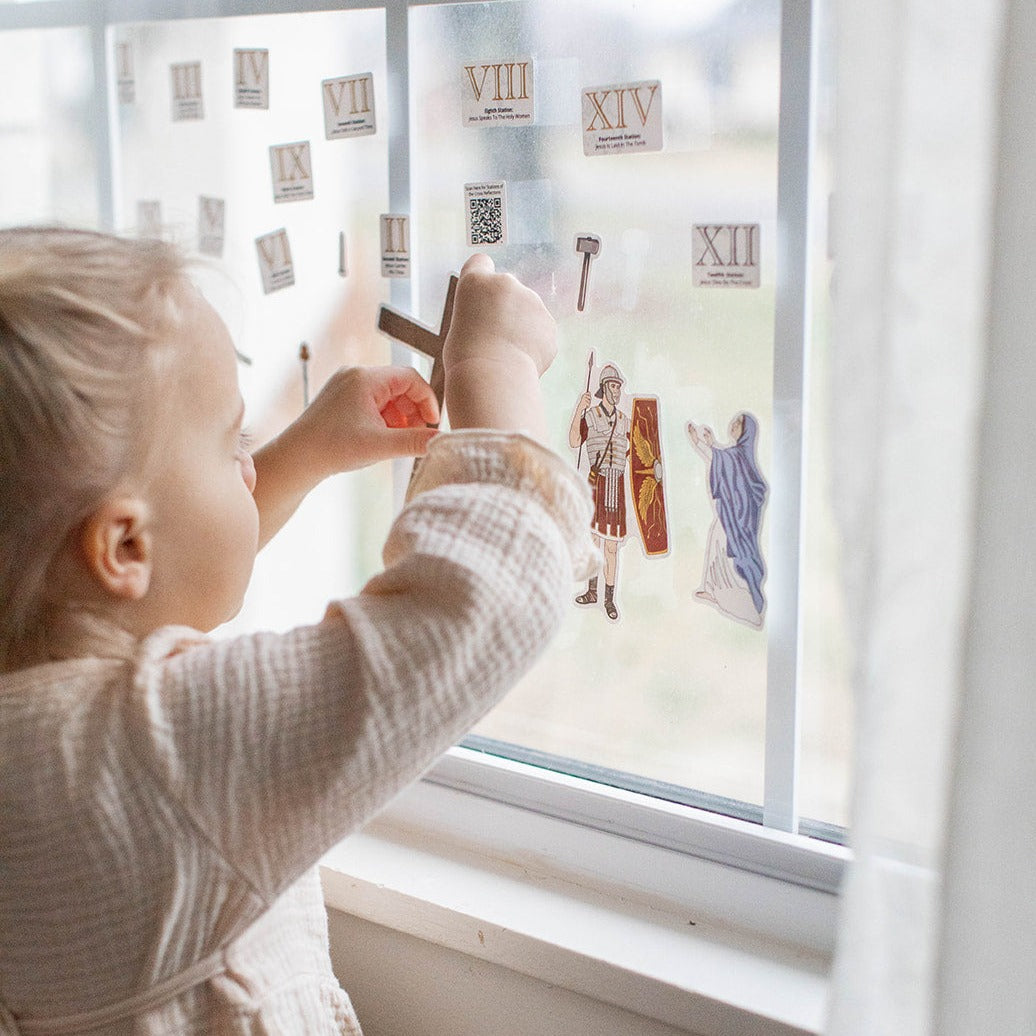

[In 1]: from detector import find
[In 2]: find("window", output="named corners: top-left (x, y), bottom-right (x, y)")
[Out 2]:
top-left (405, 0), bottom-right (847, 843)
top-left (109, 5), bottom-right (397, 634)
top-left (0, 0), bottom-right (847, 895)
top-left (0, 20), bottom-right (99, 227)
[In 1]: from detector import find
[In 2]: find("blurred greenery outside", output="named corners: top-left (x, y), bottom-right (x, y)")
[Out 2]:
top-left (0, 0), bottom-right (850, 829)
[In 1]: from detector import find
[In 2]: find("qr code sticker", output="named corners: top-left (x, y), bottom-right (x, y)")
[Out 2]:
top-left (470, 196), bottom-right (503, 244)
top-left (465, 181), bottom-right (507, 247)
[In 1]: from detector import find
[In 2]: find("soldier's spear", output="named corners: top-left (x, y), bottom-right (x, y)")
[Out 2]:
top-left (576, 350), bottom-right (594, 471)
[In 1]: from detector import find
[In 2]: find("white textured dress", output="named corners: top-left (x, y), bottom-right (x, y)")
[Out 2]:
top-left (0, 432), bottom-right (595, 1035)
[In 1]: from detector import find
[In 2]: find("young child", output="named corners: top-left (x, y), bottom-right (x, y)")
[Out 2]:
top-left (0, 227), bottom-right (595, 1034)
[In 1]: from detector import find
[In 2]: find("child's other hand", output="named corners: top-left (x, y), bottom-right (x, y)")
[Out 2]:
top-left (299, 365), bottom-right (439, 476)
top-left (442, 254), bottom-right (555, 439)
top-left (444, 253), bottom-right (556, 376)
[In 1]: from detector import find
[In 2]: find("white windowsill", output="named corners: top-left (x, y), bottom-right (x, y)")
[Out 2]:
top-left (320, 770), bottom-right (838, 1036)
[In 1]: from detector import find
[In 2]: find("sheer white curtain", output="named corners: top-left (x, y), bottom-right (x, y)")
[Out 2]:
top-left (826, 0), bottom-right (1036, 1032)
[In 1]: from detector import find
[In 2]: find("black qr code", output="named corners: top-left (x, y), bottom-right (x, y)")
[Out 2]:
top-left (469, 196), bottom-right (504, 244)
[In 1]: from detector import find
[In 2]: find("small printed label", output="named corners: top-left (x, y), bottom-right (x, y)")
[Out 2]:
top-left (322, 73), bottom-right (376, 139)
top-left (234, 49), bottom-right (269, 110)
top-left (269, 141), bottom-right (314, 203)
top-left (198, 196), bottom-right (225, 257)
top-left (116, 42), bottom-right (134, 104)
top-left (581, 79), bottom-right (662, 156)
top-left (256, 228), bottom-right (295, 293)
top-left (137, 200), bottom-right (162, 239)
top-left (692, 223), bottom-right (760, 288)
top-left (464, 181), bottom-right (507, 247)
top-left (462, 58), bottom-right (534, 126)
top-left (171, 62), bottom-right (203, 121)
top-left (380, 214), bottom-right (410, 278)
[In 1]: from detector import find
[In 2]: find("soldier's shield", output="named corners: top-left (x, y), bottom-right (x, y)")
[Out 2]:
top-left (629, 396), bottom-right (669, 556)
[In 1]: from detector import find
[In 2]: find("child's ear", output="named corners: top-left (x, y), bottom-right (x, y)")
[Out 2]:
top-left (80, 497), bottom-right (153, 601)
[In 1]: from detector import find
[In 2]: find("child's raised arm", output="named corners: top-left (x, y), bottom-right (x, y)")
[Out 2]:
top-left (442, 253), bottom-right (555, 439)
top-left (251, 253), bottom-right (554, 548)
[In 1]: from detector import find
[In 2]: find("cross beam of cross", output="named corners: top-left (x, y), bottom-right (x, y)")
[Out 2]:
top-left (376, 275), bottom-right (459, 411)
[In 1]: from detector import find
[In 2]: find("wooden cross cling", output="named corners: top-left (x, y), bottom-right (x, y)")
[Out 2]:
top-left (377, 275), bottom-right (459, 413)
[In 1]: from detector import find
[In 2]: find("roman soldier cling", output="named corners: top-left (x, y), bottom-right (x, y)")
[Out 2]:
top-left (568, 363), bottom-right (631, 621)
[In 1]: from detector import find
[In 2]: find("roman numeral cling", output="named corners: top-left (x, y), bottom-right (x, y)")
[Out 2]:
top-left (463, 62), bottom-right (530, 102)
top-left (170, 61), bottom-right (203, 120)
top-left (269, 141), bottom-right (314, 202)
top-left (582, 79), bottom-right (662, 156)
top-left (695, 225), bottom-right (758, 268)
top-left (324, 76), bottom-right (372, 117)
top-left (583, 83), bottom-right (658, 132)
top-left (380, 215), bottom-right (411, 277)
top-left (172, 62), bottom-right (201, 100)
top-left (235, 49), bottom-right (267, 89)
top-left (116, 42), bottom-right (134, 103)
top-left (691, 224), bottom-right (761, 288)
top-left (382, 216), bottom-right (408, 254)
top-left (322, 73), bottom-right (376, 139)
top-left (257, 228), bottom-right (290, 269)
top-left (273, 144), bottom-right (310, 182)
top-left (199, 197), bottom-right (223, 234)
top-left (233, 49), bottom-right (269, 109)
top-left (255, 228), bottom-right (295, 293)
top-left (117, 43), bottom-right (132, 81)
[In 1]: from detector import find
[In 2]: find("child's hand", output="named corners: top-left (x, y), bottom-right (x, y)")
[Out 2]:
top-left (299, 365), bottom-right (439, 477)
top-left (442, 254), bottom-right (555, 439)
top-left (251, 366), bottom-right (438, 549)
top-left (444, 253), bottom-right (556, 376)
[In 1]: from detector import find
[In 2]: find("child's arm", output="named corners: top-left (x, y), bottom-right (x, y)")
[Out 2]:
top-left (441, 253), bottom-right (554, 439)
top-left (134, 255), bottom-right (594, 905)
top-left (250, 252), bottom-right (553, 548)
top-left (250, 365), bottom-right (439, 549)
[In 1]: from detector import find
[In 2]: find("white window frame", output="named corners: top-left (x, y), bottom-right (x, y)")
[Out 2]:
top-left (0, 1), bottom-right (844, 1022)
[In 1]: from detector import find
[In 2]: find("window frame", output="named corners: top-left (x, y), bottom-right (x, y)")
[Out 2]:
top-left (0, 0), bottom-right (843, 934)
top-left (427, 746), bottom-right (846, 897)
top-left (320, 769), bottom-right (840, 1034)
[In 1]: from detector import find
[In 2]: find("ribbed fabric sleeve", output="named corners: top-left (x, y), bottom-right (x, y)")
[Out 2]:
top-left (0, 431), bottom-right (594, 1034)
top-left (140, 432), bottom-right (593, 901)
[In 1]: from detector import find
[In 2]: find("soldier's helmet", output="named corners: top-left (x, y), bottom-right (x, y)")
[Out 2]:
top-left (595, 363), bottom-right (625, 398)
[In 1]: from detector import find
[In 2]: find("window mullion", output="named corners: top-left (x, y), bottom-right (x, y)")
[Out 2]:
top-left (765, 0), bottom-right (817, 833)
top-left (0, 0), bottom-right (94, 31)
top-left (387, 0), bottom-right (416, 508)
top-left (93, 14), bottom-right (118, 230)
top-left (102, 0), bottom-right (386, 22)
top-left (386, 0), bottom-right (413, 318)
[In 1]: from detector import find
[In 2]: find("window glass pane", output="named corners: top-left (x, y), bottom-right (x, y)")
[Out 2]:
top-left (0, 26), bottom-right (98, 226)
top-left (410, 0), bottom-right (781, 809)
top-left (111, 10), bottom-right (393, 632)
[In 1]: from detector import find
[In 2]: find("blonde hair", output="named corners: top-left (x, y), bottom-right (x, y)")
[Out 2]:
top-left (0, 226), bottom-right (189, 670)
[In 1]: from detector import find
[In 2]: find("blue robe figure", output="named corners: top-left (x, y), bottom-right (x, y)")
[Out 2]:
top-left (687, 413), bottom-right (768, 628)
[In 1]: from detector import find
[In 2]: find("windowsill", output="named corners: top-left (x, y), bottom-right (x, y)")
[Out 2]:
top-left (320, 776), bottom-right (836, 1036)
